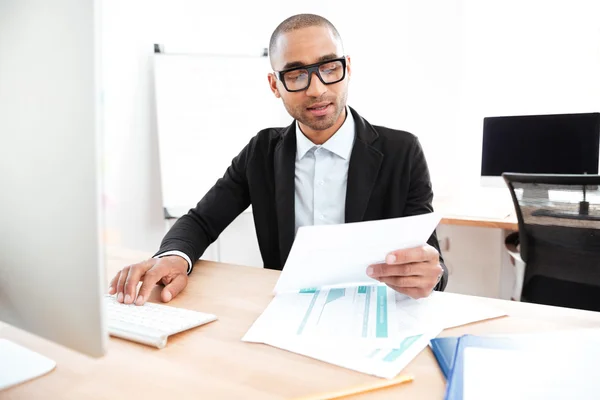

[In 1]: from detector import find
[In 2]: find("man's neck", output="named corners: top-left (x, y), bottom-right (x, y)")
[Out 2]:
top-left (298, 107), bottom-right (347, 145)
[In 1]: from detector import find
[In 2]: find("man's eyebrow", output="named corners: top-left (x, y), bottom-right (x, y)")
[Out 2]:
top-left (281, 54), bottom-right (341, 70)
top-left (281, 61), bottom-right (305, 70)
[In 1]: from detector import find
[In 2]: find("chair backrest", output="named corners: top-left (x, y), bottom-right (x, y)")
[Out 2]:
top-left (503, 173), bottom-right (600, 311)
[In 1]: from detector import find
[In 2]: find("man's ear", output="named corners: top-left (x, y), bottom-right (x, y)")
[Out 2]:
top-left (268, 73), bottom-right (281, 98)
top-left (346, 55), bottom-right (352, 79)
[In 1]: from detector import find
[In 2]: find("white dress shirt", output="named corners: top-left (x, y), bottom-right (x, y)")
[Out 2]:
top-left (158, 108), bottom-right (355, 273)
top-left (294, 108), bottom-right (355, 233)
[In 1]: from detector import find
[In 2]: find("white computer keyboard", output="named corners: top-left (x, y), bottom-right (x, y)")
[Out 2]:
top-left (104, 294), bottom-right (217, 349)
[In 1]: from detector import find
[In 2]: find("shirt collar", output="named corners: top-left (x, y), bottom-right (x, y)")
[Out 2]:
top-left (295, 107), bottom-right (355, 161)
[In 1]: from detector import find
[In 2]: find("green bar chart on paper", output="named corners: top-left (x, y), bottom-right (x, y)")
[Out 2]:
top-left (295, 285), bottom-right (397, 340)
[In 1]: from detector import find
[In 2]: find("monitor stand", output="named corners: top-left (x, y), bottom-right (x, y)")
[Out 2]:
top-left (0, 339), bottom-right (56, 391)
top-left (531, 199), bottom-right (600, 221)
top-left (530, 186), bottom-right (598, 221)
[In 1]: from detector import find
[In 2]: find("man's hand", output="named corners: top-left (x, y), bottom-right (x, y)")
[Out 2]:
top-left (366, 244), bottom-right (443, 299)
top-left (108, 256), bottom-right (189, 306)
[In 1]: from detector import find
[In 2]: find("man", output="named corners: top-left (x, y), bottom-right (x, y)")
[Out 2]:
top-left (109, 14), bottom-right (448, 306)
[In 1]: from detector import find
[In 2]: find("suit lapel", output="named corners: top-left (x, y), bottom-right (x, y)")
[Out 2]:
top-left (345, 107), bottom-right (384, 223)
top-left (274, 123), bottom-right (297, 268)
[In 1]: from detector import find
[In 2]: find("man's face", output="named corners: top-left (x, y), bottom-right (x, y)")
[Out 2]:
top-left (268, 26), bottom-right (351, 132)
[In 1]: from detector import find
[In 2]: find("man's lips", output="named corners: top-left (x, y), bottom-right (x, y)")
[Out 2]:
top-left (306, 102), bottom-right (332, 117)
top-left (307, 102), bottom-right (331, 110)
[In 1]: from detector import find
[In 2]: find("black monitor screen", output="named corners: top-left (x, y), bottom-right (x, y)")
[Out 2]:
top-left (481, 112), bottom-right (600, 176)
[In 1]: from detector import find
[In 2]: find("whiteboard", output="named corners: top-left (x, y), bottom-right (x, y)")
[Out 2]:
top-left (153, 52), bottom-right (285, 217)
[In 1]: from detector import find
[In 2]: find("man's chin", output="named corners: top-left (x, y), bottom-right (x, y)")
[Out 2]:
top-left (302, 119), bottom-right (336, 132)
top-left (300, 112), bottom-right (339, 131)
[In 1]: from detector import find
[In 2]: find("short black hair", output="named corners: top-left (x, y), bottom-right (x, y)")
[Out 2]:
top-left (268, 14), bottom-right (343, 66)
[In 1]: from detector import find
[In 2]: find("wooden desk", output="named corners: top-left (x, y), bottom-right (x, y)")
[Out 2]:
top-left (440, 214), bottom-right (519, 231)
top-left (439, 213), bottom-right (518, 230)
top-left (2, 247), bottom-right (600, 399)
top-left (434, 196), bottom-right (518, 231)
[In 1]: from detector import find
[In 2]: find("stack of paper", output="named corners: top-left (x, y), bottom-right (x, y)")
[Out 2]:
top-left (243, 213), bottom-right (507, 379)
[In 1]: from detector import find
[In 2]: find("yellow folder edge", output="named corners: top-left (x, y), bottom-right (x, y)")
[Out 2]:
top-left (292, 374), bottom-right (414, 400)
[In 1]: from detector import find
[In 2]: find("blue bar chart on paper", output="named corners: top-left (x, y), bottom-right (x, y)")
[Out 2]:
top-left (242, 284), bottom-right (400, 345)
top-left (295, 286), bottom-right (395, 340)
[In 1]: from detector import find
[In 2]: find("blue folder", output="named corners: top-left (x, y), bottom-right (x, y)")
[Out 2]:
top-left (429, 336), bottom-right (460, 379)
top-left (443, 335), bottom-right (519, 400)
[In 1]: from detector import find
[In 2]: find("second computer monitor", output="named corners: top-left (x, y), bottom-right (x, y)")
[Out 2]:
top-left (481, 112), bottom-right (600, 186)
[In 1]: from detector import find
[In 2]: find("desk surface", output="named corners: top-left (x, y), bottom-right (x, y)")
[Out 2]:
top-left (3, 247), bottom-right (600, 399)
top-left (439, 213), bottom-right (518, 230)
top-left (434, 195), bottom-right (518, 231)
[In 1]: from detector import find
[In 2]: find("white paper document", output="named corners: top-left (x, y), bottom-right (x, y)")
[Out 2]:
top-left (243, 284), bottom-right (402, 345)
top-left (274, 212), bottom-right (442, 294)
top-left (395, 291), bottom-right (507, 330)
top-left (264, 328), bottom-right (442, 379)
top-left (242, 212), bottom-right (508, 379)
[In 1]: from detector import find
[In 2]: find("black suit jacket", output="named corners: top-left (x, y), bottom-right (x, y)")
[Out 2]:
top-left (156, 107), bottom-right (448, 290)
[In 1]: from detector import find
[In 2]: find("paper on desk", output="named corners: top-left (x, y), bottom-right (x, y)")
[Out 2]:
top-left (243, 284), bottom-right (406, 346)
top-left (395, 291), bottom-right (507, 330)
top-left (242, 283), bottom-right (508, 379)
top-left (263, 327), bottom-right (442, 379)
top-left (274, 213), bottom-right (442, 294)
top-left (243, 288), bottom-right (506, 351)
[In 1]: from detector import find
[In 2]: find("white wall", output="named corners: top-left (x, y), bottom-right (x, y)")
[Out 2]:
top-left (100, 0), bottom-right (337, 251)
top-left (100, 0), bottom-right (600, 264)
top-left (456, 0), bottom-right (600, 188)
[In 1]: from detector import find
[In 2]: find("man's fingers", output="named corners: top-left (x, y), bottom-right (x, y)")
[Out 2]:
top-left (375, 245), bottom-right (443, 299)
top-left (367, 262), bottom-right (426, 278)
top-left (386, 245), bottom-right (438, 265)
top-left (123, 259), bottom-right (158, 303)
top-left (161, 274), bottom-right (188, 303)
top-left (115, 266), bottom-right (130, 303)
top-left (378, 275), bottom-right (423, 288)
top-left (114, 259), bottom-right (155, 303)
top-left (135, 267), bottom-right (166, 306)
top-left (124, 266), bottom-right (144, 304)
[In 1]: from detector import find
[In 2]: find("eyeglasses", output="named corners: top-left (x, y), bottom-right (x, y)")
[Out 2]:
top-left (276, 57), bottom-right (347, 92)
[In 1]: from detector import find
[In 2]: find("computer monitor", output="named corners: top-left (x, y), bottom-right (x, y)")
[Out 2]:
top-left (480, 112), bottom-right (600, 187)
top-left (0, 0), bottom-right (106, 390)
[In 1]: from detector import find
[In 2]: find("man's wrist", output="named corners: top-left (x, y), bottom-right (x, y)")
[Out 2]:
top-left (154, 250), bottom-right (193, 274)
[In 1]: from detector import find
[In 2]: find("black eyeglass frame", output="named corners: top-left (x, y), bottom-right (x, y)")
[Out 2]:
top-left (275, 57), bottom-right (347, 92)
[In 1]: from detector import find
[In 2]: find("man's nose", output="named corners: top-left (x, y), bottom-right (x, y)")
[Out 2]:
top-left (305, 72), bottom-right (327, 97)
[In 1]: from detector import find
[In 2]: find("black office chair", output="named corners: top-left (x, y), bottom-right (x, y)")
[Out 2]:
top-left (503, 173), bottom-right (600, 312)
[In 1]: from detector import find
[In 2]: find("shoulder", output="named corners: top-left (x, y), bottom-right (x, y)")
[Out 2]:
top-left (349, 107), bottom-right (420, 153)
top-left (365, 123), bottom-right (422, 159)
top-left (237, 125), bottom-right (292, 162)
top-left (253, 126), bottom-right (288, 144)
top-left (371, 124), bottom-right (419, 149)
top-left (249, 126), bottom-right (290, 152)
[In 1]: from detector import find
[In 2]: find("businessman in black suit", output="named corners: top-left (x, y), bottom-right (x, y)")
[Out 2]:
top-left (109, 14), bottom-right (448, 306)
